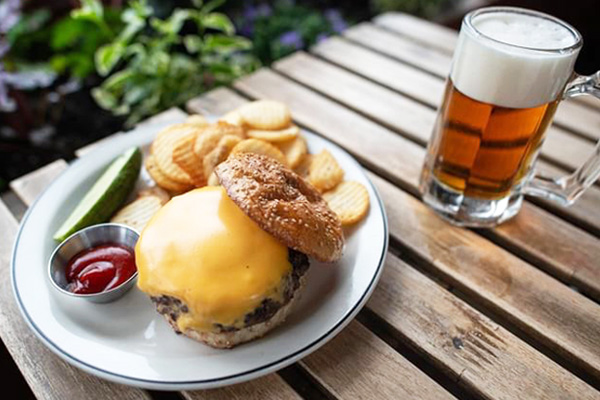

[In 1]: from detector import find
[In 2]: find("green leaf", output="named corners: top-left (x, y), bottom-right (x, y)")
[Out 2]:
top-left (201, 0), bottom-right (226, 14)
top-left (95, 42), bottom-right (125, 76)
top-left (102, 68), bottom-right (135, 91)
top-left (150, 9), bottom-right (190, 35)
top-left (201, 13), bottom-right (234, 35)
top-left (191, 0), bottom-right (203, 8)
top-left (71, 0), bottom-right (104, 22)
top-left (91, 87), bottom-right (117, 109)
top-left (203, 34), bottom-right (252, 54)
top-left (184, 35), bottom-right (203, 54)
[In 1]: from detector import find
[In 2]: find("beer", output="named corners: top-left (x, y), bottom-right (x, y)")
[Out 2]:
top-left (419, 7), bottom-right (598, 227)
top-left (428, 80), bottom-right (559, 199)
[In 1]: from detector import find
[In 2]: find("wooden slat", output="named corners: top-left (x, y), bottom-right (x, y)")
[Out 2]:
top-left (344, 22), bottom-right (450, 78)
top-left (373, 12), bottom-right (457, 54)
top-left (187, 90), bottom-right (458, 400)
top-left (183, 374), bottom-right (300, 400)
top-left (300, 321), bottom-right (456, 399)
top-left (230, 72), bottom-right (600, 376)
top-left (555, 101), bottom-right (600, 141)
top-left (367, 251), bottom-right (600, 400)
top-left (269, 57), bottom-right (600, 295)
top-left (371, 173), bottom-right (600, 376)
top-left (368, 17), bottom-right (600, 142)
top-left (534, 162), bottom-right (600, 237)
top-left (290, 48), bottom-right (593, 174)
top-left (0, 200), bottom-right (150, 400)
top-left (575, 95), bottom-right (600, 112)
top-left (10, 159), bottom-right (67, 205)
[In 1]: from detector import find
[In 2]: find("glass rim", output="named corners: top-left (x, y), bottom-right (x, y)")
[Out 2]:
top-left (464, 6), bottom-right (583, 55)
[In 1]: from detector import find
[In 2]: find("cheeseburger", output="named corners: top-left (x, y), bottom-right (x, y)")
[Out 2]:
top-left (135, 153), bottom-right (344, 348)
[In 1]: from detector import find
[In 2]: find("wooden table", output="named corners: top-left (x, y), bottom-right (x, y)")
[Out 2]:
top-left (2, 13), bottom-right (599, 400)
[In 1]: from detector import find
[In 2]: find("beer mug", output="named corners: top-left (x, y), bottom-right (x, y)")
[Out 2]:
top-left (419, 7), bottom-right (600, 227)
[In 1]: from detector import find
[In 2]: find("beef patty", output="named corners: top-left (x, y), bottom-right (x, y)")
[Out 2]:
top-left (150, 249), bottom-right (309, 333)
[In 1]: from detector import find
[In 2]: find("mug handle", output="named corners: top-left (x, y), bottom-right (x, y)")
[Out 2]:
top-left (523, 71), bottom-right (600, 205)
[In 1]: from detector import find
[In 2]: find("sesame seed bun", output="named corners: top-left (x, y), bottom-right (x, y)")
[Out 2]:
top-left (215, 152), bottom-right (345, 262)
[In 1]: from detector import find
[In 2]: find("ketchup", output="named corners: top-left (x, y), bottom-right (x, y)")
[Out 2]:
top-left (65, 243), bottom-right (136, 294)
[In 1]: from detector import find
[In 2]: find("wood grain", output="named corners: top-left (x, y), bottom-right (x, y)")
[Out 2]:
top-left (10, 159), bottom-right (67, 205)
top-left (0, 200), bottom-right (151, 400)
top-left (240, 67), bottom-right (600, 298)
top-left (310, 39), bottom-right (595, 174)
top-left (371, 173), bottom-right (600, 378)
top-left (183, 374), bottom-right (300, 400)
top-left (366, 17), bottom-right (600, 141)
top-left (300, 321), bottom-right (455, 400)
top-left (344, 22), bottom-right (451, 78)
top-left (373, 12), bottom-right (457, 54)
top-left (533, 162), bottom-right (600, 237)
top-left (368, 252), bottom-right (600, 400)
top-left (228, 74), bottom-right (600, 376)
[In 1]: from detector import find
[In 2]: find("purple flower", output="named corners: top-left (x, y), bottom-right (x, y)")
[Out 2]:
top-left (255, 4), bottom-right (272, 18)
top-left (279, 30), bottom-right (304, 49)
top-left (243, 5), bottom-right (258, 20)
top-left (325, 9), bottom-right (347, 33)
top-left (239, 22), bottom-right (253, 36)
top-left (316, 33), bottom-right (329, 43)
top-left (0, 0), bottom-right (21, 33)
top-left (243, 3), bottom-right (271, 20)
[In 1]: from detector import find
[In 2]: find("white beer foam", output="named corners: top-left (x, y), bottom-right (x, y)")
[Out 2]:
top-left (451, 11), bottom-right (579, 108)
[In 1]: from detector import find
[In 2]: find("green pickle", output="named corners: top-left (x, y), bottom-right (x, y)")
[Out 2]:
top-left (53, 147), bottom-right (142, 242)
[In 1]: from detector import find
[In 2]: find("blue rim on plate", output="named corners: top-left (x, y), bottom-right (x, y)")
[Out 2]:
top-left (10, 124), bottom-right (389, 389)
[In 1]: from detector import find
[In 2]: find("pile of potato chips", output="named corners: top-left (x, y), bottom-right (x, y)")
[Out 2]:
top-left (112, 100), bottom-right (370, 231)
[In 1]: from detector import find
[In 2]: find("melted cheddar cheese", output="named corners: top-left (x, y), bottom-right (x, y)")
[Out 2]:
top-left (136, 186), bottom-right (291, 332)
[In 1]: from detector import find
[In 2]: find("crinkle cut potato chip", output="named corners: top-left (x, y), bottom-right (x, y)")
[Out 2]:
top-left (111, 195), bottom-right (164, 232)
top-left (146, 155), bottom-right (192, 194)
top-left (239, 100), bottom-right (291, 130)
top-left (309, 149), bottom-right (344, 192)
top-left (185, 114), bottom-right (209, 126)
top-left (139, 186), bottom-right (170, 204)
top-left (247, 125), bottom-right (299, 143)
top-left (294, 154), bottom-right (312, 178)
top-left (323, 181), bottom-right (370, 225)
top-left (230, 138), bottom-right (288, 166)
top-left (203, 135), bottom-right (242, 181)
top-left (152, 124), bottom-right (197, 185)
top-left (219, 110), bottom-right (244, 127)
top-left (277, 135), bottom-right (307, 169)
top-left (172, 130), bottom-right (205, 186)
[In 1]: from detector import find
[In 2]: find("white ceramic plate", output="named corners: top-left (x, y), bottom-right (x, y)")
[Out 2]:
top-left (11, 119), bottom-right (388, 390)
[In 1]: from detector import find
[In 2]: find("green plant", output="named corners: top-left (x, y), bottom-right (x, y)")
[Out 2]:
top-left (237, 2), bottom-right (348, 65)
top-left (4, 0), bottom-right (122, 80)
top-left (93, 0), bottom-right (258, 127)
top-left (50, 0), bottom-right (122, 79)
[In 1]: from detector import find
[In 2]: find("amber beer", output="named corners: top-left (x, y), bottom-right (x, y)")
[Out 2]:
top-left (428, 80), bottom-right (559, 199)
top-left (418, 7), bottom-right (596, 227)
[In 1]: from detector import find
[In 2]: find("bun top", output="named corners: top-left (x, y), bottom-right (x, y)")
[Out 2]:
top-left (215, 153), bottom-right (344, 262)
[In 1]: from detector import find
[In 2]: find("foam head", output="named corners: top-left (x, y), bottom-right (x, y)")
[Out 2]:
top-left (450, 8), bottom-right (581, 108)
